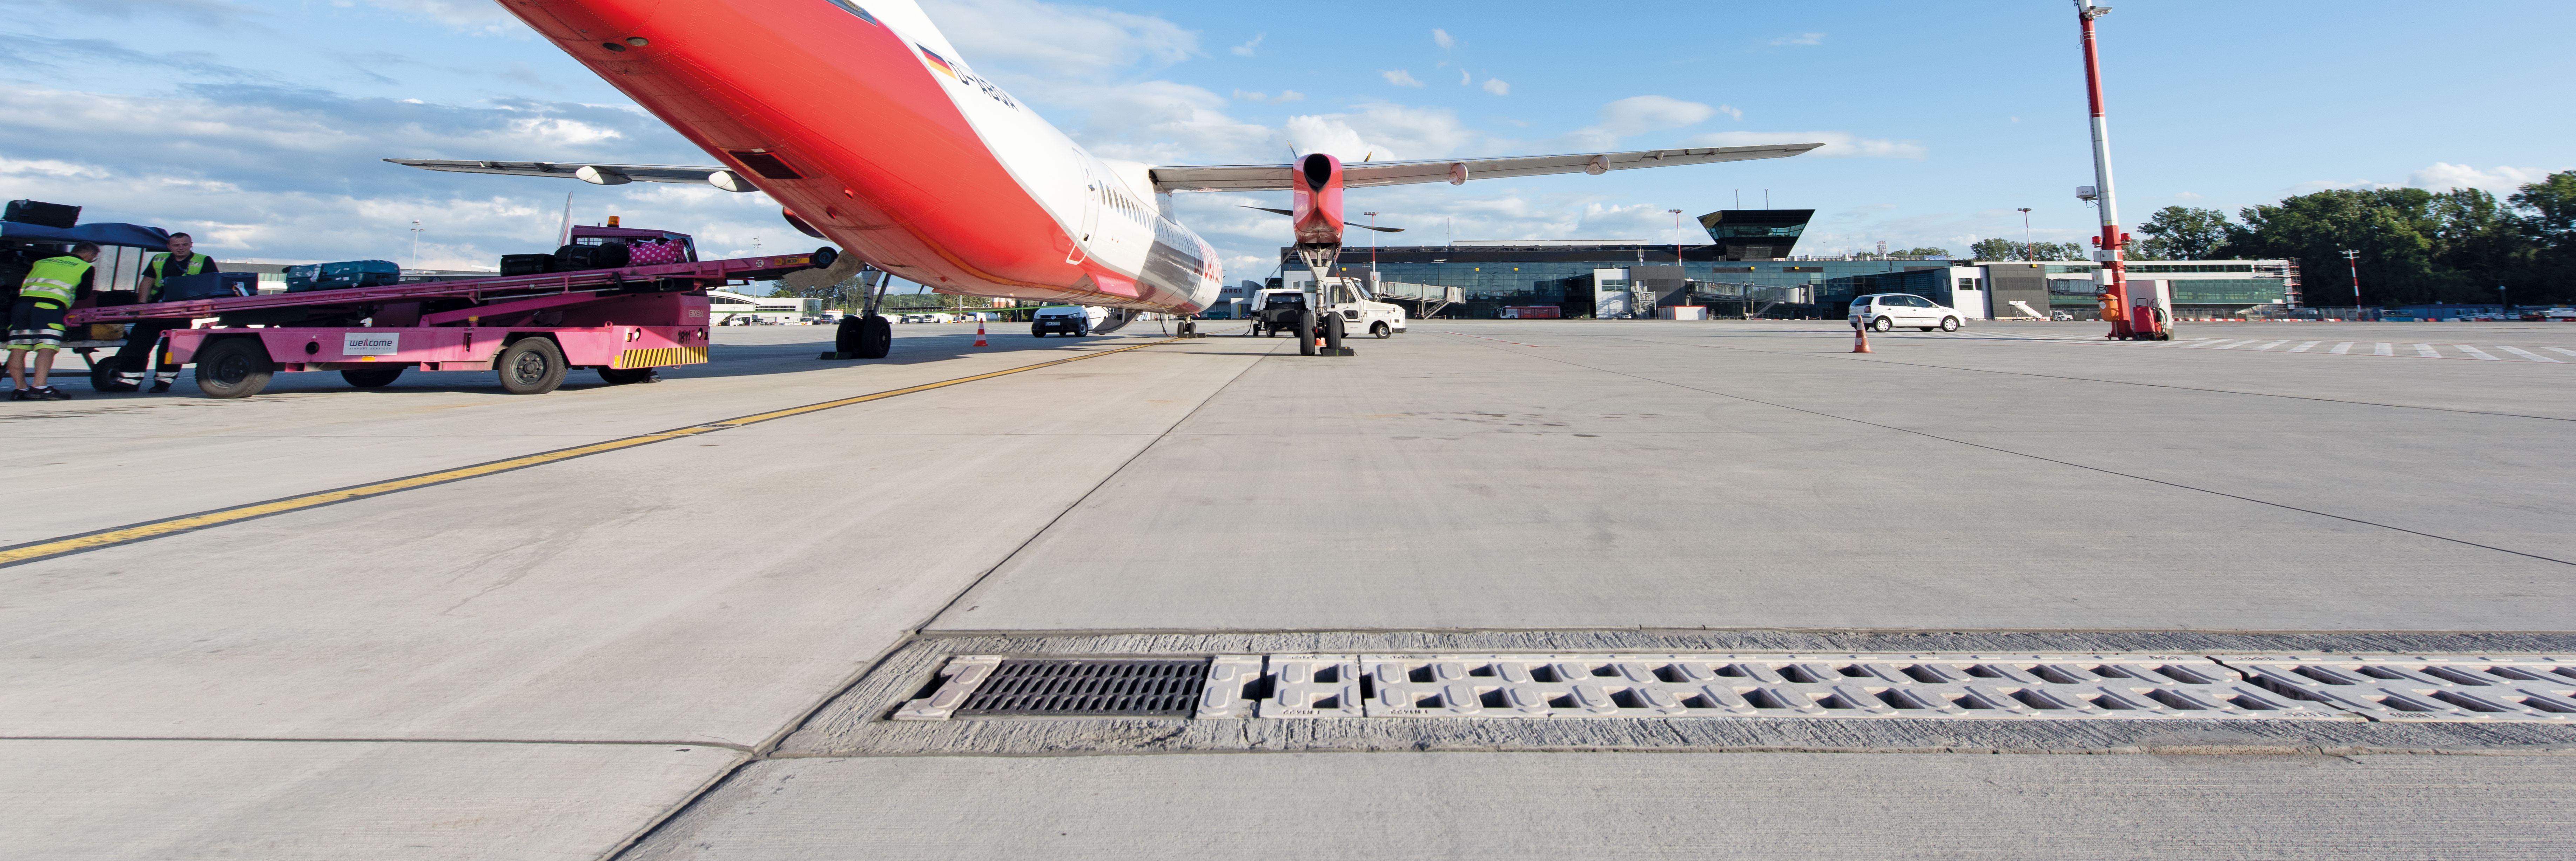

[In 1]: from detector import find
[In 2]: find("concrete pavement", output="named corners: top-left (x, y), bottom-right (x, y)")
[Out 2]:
top-left (5, 320), bottom-right (2571, 858)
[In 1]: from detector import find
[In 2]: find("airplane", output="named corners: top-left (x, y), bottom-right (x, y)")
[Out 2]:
top-left (391, 0), bottom-right (1820, 356)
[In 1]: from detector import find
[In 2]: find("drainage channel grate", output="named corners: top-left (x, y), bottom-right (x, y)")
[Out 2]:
top-left (893, 653), bottom-right (2576, 723)
top-left (894, 656), bottom-right (1208, 720)
top-left (1245, 654), bottom-right (2343, 721)
top-left (2231, 655), bottom-right (2576, 723)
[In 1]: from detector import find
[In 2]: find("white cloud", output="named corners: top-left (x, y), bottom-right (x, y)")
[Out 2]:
top-left (1682, 130), bottom-right (1926, 159)
top-left (1229, 89), bottom-right (1304, 105)
top-left (2173, 191), bottom-right (2202, 200)
top-left (1459, 68), bottom-right (1472, 86)
top-left (1716, 104), bottom-right (1743, 121)
top-left (0, 157), bottom-right (110, 179)
top-left (1432, 28), bottom-right (1454, 49)
top-left (1482, 78), bottom-right (1509, 96)
top-left (0, 84), bottom-right (795, 266)
top-left (1231, 33), bottom-right (1263, 56)
top-left (1283, 103), bottom-right (1489, 163)
top-left (1382, 69), bottom-right (1424, 87)
top-left (1770, 32), bottom-right (1824, 46)
top-left (2406, 162), bottom-right (2562, 194)
top-left (363, 0), bottom-right (523, 34)
top-left (1561, 95), bottom-right (1715, 148)
top-left (924, 0), bottom-right (1197, 76)
top-left (27, 0), bottom-right (265, 28)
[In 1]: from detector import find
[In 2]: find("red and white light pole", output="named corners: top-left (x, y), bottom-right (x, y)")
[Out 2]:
top-left (2075, 0), bottom-right (2148, 339)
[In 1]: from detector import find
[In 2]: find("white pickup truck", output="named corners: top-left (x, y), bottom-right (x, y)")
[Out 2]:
top-left (1249, 280), bottom-right (1406, 338)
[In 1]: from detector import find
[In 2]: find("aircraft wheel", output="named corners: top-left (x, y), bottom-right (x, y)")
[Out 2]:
top-left (1325, 314), bottom-right (1346, 351)
top-left (859, 315), bottom-right (892, 358)
top-left (1297, 310), bottom-right (1318, 356)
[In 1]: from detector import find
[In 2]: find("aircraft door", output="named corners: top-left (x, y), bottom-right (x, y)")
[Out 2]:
top-left (1067, 152), bottom-right (1100, 264)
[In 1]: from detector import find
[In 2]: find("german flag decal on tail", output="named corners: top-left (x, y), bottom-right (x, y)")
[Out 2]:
top-left (918, 45), bottom-right (957, 79)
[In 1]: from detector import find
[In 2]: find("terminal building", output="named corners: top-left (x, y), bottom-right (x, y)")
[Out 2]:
top-left (1265, 209), bottom-right (2298, 320)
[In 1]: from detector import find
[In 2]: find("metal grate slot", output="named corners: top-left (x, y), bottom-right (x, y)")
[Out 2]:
top-left (2228, 655), bottom-right (2576, 723)
top-left (954, 659), bottom-right (1209, 717)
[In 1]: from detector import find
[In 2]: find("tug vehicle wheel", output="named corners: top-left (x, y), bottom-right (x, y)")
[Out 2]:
top-left (496, 337), bottom-right (567, 395)
top-left (194, 338), bottom-right (274, 399)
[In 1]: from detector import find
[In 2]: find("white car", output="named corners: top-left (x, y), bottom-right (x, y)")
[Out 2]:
top-left (1850, 293), bottom-right (1965, 332)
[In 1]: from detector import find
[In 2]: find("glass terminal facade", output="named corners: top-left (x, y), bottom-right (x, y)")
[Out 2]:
top-left (1282, 243), bottom-right (1946, 319)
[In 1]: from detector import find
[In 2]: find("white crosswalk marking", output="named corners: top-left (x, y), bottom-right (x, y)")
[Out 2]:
top-left (2331, 342), bottom-right (2354, 354)
top-left (2551, 348), bottom-right (2576, 359)
top-left (2211, 339), bottom-right (2261, 349)
top-left (2251, 340), bottom-right (2291, 351)
top-left (2500, 346), bottom-right (2562, 363)
top-left (2453, 345), bottom-right (2501, 360)
top-left (2414, 344), bottom-right (2442, 358)
top-left (2289, 341), bottom-right (2320, 352)
top-left (2178, 339), bottom-right (2218, 348)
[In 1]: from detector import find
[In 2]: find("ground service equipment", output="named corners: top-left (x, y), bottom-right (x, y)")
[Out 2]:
top-left (68, 248), bottom-right (837, 398)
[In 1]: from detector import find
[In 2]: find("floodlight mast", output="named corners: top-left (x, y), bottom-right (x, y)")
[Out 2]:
top-left (2076, 0), bottom-right (2146, 339)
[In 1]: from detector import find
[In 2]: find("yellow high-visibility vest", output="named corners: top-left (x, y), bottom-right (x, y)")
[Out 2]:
top-left (18, 255), bottom-right (89, 303)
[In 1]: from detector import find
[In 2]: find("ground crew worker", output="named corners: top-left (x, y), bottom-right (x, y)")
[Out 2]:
top-left (8, 242), bottom-right (99, 401)
top-left (114, 232), bottom-right (220, 392)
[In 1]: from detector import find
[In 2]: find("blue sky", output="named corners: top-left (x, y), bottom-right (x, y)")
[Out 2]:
top-left (5, 0), bottom-right (2569, 286)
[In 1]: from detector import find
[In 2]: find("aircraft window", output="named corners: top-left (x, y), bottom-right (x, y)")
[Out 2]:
top-left (822, 0), bottom-right (880, 25)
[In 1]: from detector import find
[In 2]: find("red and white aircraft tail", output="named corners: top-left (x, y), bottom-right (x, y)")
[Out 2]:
top-left (392, 0), bottom-right (1820, 316)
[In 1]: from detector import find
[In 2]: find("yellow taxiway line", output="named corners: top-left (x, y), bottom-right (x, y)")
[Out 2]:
top-left (0, 339), bottom-right (1176, 568)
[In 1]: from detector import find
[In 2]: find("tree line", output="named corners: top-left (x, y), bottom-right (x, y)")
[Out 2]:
top-left (1966, 171), bottom-right (2576, 307)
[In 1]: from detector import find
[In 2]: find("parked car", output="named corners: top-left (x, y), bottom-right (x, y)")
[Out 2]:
top-left (1849, 293), bottom-right (1965, 332)
top-left (1031, 305), bottom-right (1108, 336)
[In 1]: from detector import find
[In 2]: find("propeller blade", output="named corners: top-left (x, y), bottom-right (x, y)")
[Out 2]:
top-left (1238, 206), bottom-right (1296, 216)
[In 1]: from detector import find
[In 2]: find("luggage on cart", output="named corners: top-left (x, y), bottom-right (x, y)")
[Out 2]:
top-left (501, 253), bottom-right (555, 276)
top-left (5, 199), bottom-right (80, 228)
top-left (626, 240), bottom-right (683, 266)
top-left (161, 272), bottom-right (260, 300)
top-left (553, 242), bottom-right (630, 272)
top-left (286, 259), bottom-right (401, 292)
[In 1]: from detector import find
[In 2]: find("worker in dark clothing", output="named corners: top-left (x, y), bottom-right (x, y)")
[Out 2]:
top-left (9, 242), bottom-right (98, 400)
top-left (112, 232), bottom-right (218, 393)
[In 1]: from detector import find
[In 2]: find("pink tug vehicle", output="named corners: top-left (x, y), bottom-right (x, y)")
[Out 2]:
top-left (68, 227), bottom-right (834, 399)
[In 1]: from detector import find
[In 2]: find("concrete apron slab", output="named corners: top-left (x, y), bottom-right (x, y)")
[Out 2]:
top-left (775, 632), bottom-right (2576, 759)
top-left (2, 739), bottom-right (730, 861)
top-left (628, 752), bottom-right (2576, 861)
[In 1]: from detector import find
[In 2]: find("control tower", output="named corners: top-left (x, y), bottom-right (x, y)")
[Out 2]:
top-left (1697, 209), bottom-right (1816, 260)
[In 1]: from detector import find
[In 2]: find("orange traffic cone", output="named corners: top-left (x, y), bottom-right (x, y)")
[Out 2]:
top-left (1852, 325), bottom-right (1873, 354)
top-left (974, 320), bottom-right (987, 347)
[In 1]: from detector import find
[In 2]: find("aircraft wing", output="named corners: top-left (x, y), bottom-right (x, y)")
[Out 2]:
top-left (384, 159), bottom-right (754, 190)
top-left (1146, 143), bottom-right (1822, 193)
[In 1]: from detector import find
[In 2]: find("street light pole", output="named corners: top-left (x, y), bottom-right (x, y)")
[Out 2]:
top-left (2017, 208), bottom-right (2033, 260)
top-left (1365, 212), bottom-right (1378, 280)
top-left (410, 219), bottom-right (422, 269)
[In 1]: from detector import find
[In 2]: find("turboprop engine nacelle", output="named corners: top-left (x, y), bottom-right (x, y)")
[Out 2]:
top-left (1290, 153), bottom-right (1345, 247)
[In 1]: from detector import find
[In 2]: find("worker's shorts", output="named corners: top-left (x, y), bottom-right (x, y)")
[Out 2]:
top-left (7, 298), bottom-right (66, 352)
